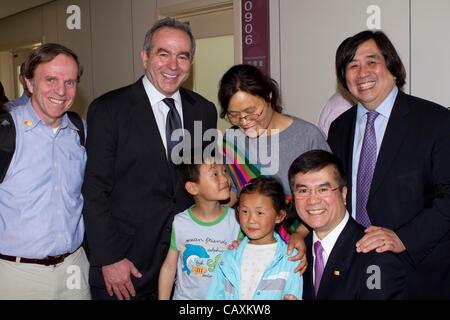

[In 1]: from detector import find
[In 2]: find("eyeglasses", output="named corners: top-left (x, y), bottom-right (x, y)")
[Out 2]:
top-left (226, 107), bottom-right (264, 125)
top-left (294, 186), bottom-right (340, 199)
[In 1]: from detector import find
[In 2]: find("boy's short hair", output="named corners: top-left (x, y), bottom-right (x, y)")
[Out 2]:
top-left (177, 147), bottom-right (222, 184)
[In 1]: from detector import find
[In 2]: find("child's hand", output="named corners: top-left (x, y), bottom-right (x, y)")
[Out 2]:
top-left (227, 239), bottom-right (241, 250)
top-left (283, 294), bottom-right (298, 300)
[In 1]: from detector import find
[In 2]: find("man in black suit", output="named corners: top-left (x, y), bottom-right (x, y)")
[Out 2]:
top-left (328, 30), bottom-right (450, 299)
top-left (288, 150), bottom-right (407, 300)
top-left (82, 17), bottom-right (217, 300)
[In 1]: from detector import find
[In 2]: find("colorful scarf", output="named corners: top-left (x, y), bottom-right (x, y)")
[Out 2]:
top-left (224, 133), bottom-right (299, 242)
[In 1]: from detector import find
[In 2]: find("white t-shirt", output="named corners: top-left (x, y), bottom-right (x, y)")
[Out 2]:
top-left (239, 242), bottom-right (277, 299)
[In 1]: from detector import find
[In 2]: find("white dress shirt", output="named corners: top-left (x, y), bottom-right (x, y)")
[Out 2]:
top-left (351, 86), bottom-right (398, 219)
top-left (312, 212), bottom-right (349, 284)
top-left (142, 76), bottom-right (184, 154)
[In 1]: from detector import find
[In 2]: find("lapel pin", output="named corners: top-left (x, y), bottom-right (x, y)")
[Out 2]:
top-left (333, 270), bottom-right (340, 276)
top-left (24, 120), bottom-right (33, 126)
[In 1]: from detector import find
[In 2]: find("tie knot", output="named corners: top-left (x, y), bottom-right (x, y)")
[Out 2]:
top-left (366, 111), bottom-right (379, 125)
top-left (314, 241), bottom-right (324, 256)
top-left (163, 98), bottom-right (176, 110)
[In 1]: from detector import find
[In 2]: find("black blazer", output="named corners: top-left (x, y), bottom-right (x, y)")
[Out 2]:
top-left (82, 77), bottom-right (217, 299)
top-left (303, 217), bottom-right (407, 300)
top-left (328, 90), bottom-right (450, 299)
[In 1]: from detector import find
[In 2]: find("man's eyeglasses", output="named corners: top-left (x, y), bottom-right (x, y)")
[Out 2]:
top-left (226, 107), bottom-right (264, 125)
top-left (294, 186), bottom-right (340, 199)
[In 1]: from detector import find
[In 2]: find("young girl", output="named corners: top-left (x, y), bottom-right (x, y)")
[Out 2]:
top-left (207, 176), bottom-right (302, 300)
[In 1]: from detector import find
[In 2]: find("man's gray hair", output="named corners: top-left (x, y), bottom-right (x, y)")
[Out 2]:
top-left (143, 17), bottom-right (195, 58)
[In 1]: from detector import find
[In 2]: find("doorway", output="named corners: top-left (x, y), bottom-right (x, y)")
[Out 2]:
top-left (12, 47), bottom-right (34, 98)
top-left (0, 43), bottom-right (40, 101)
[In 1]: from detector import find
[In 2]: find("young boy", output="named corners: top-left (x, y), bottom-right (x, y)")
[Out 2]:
top-left (158, 155), bottom-right (241, 300)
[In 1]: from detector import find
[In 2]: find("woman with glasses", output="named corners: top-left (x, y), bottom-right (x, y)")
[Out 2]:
top-left (219, 64), bottom-right (330, 266)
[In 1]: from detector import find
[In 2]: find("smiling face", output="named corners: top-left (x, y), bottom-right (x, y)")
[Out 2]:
top-left (292, 165), bottom-right (347, 240)
top-left (187, 163), bottom-right (231, 202)
top-left (227, 91), bottom-right (273, 138)
top-left (141, 26), bottom-right (192, 97)
top-left (25, 54), bottom-right (78, 128)
top-left (238, 192), bottom-right (286, 244)
top-left (345, 39), bottom-right (396, 110)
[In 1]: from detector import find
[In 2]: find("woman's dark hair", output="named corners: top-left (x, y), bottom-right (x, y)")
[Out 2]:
top-left (238, 176), bottom-right (286, 216)
top-left (336, 30), bottom-right (406, 91)
top-left (24, 43), bottom-right (83, 82)
top-left (218, 64), bottom-right (282, 119)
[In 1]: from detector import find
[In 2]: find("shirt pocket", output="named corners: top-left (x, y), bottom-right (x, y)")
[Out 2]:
top-left (64, 158), bottom-right (86, 196)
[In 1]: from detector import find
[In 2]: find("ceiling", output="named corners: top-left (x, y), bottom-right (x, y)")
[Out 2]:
top-left (0, 0), bottom-right (54, 20)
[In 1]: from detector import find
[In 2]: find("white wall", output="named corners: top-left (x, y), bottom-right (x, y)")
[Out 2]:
top-left (0, 0), bottom-right (157, 116)
top-left (411, 0), bottom-right (450, 108)
top-left (273, 0), bottom-right (410, 124)
top-left (2, 0), bottom-right (449, 117)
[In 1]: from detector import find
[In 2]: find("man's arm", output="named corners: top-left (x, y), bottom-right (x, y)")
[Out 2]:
top-left (287, 224), bottom-right (309, 274)
top-left (356, 112), bottom-right (450, 263)
top-left (82, 96), bottom-right (141, 300)
top-left (82, 97), bottom-right (128, 265)
top-left (359, 253), bottom-right (408, 300)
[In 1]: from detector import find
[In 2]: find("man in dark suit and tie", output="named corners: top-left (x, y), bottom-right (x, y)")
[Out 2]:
top-left (328, 30), bottom-right (450, 299)
top-left (82, 17), bottom-right (217, 300)
top-left (289, 150), bottom-right (407, 299)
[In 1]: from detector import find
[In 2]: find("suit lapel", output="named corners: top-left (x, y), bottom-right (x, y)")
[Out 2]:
top-left (130, 78), bottom-right (168, 160)
top-left (370, 91), bottom-right (410, 198)
top-left (303, 236), bottom-right (315, 300)
top-left (180, 87), bottom-right (196, 138)
top-left (342, 107), bottom-right (358, 215)
top-left (316, 219), bottom-right (357, 299)
top-left (170, 88), bottom-right (198, 196)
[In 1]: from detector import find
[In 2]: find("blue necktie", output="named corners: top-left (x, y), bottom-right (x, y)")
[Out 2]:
top-left (356, 111), bottom-right (379, 228)
top-left (163, 98), bottom-right (182, 160)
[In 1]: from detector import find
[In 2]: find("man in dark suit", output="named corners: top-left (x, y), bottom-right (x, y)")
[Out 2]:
top-left (288, 150), bottom-right (407, 300)
top-left (328, 30), bottom-right (450, 299)
top-left (82, 17), bottom-right (217, 300)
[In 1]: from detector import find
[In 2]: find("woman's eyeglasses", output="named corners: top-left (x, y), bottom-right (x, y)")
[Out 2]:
top-left (226, 107), bottom-right (264, 125)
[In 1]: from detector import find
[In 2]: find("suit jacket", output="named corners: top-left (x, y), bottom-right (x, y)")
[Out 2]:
top-left (303, 217), bottom-right (407, 300)
top-left (82, 77), bottom-right (217, 299)
top-left (328, 90), bottom-right (450, 299)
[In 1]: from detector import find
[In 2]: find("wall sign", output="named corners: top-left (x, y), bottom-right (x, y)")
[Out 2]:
top-left (241, 0), bottom-right (270, 74)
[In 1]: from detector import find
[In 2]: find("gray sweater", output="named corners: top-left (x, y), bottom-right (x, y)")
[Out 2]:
top-left (227, 116), bottom-right (330, 195)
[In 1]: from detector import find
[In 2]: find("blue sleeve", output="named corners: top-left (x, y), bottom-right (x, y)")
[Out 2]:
top-left (283, 257), bottom-right (303, 300)
top-left (206, 265), bottom-right (227, 300)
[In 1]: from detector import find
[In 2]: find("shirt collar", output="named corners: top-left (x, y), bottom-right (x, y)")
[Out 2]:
top-left (356, 86), bottom-right (398, 122)
top-left (142, 75), bottom-right (181, 107)
top-left (22, 100), bottom-right (75, 132)
top-left (313, 211), bottom-right (349, 258)
top-left (22, 100), bottom-right (42, 131)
